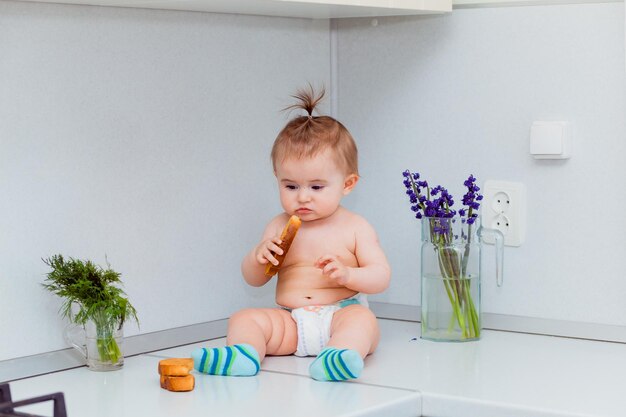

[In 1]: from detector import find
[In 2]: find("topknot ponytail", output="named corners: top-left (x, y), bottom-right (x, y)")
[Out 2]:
top-left (272, 84), bottom-right (359, 176)
top-left (283, 84), bottom-right (325, 119)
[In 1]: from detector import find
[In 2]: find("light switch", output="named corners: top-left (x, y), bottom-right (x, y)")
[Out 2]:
top-left (529, 121), bottom-right (571, 159)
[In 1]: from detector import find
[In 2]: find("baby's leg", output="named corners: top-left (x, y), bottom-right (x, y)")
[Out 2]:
top-left (227, 308), bottom-right (298, 360)
top-left (327, 304), bottom-right (380, 357)
top-left (192, 308), bottom-right (297, 377)
top-left (309, 305), bottom-right (379, 381)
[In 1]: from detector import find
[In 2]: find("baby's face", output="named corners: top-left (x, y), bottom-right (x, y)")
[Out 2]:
top-left (275, 149), bottom-right (356, 222)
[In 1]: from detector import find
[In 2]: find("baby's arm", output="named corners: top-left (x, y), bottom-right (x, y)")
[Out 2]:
top-left (241, 215), bottom-right (287, 287)
top-left (317, 218), bottom-right (390, 294)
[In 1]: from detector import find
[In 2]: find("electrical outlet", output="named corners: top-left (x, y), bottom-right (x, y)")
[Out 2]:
top-left (482, 180), bottom-right (526, 247)
top-left (491, 213), bottom-right (511, 235)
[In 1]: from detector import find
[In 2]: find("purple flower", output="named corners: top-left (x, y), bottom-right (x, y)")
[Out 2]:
top-left (402, 170), bottom-right (429, 219)
top-left (402, 170), bottom-right (480, 229)
top-left (460, 174), bottom-right (482, 224)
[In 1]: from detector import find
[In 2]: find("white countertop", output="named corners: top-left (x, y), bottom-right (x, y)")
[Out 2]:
top-left (8, 319), bottom-right (626, 417)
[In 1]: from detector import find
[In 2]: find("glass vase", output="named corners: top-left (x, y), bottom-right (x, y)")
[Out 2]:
top-left (65, 310), bottom-right (124, 371)
top-left (420, 216), bottom-right (503, 342)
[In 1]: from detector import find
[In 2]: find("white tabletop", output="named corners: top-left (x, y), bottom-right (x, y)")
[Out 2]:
top-left (367, 320), bottom-right (625, 417)
top-left (8, 319), bottom-right (626, 417)
top-left (8, 338), bottom-right (419, 417)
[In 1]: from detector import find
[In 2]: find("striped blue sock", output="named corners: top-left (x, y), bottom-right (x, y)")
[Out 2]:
top-left (191, 344), bottom-right (260, 376)
top-left (309, 348), bottom-right (363, 382)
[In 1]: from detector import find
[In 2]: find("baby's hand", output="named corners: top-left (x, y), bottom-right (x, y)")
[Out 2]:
top-left (255, 237), bottom-right (283, 267)
top-left (315, 255), bottom-right (350, 286)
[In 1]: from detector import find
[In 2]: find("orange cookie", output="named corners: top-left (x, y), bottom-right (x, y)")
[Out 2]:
top-left (158, 358), bottom-right (194, 376)
top-left (160, 374), bottom-right (195, 392)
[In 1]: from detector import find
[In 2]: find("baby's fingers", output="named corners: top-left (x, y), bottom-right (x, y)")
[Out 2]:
top-left (268, 240), bottom-right (284, 257)
top-left (316, 254), bottom-right (337, 269)
top-left (329, 270), bottom-right (344, 280)
top-left (257, 249), bottom-right (279, 266)
top-left (256, 239), bottom-right (283, 265)
top-left (322, 261), bottom-right (339, 276)
top-left (266, 240), bottom-right (285, 266)
top-left (255, 251), bottom-right (270, 265)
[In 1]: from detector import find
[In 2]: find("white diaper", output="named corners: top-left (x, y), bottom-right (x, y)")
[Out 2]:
top-left (290, 293), bottom-right (368, 357)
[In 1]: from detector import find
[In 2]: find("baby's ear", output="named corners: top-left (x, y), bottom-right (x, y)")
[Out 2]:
top-left (343, 174), bottom-right (359, 195)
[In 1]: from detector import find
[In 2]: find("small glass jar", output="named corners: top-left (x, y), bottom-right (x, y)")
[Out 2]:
top-left (420, 216), bottom-right (503, 342)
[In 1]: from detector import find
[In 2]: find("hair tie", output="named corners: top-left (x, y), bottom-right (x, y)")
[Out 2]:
top-left (308, 115), bottom-right (313, 120)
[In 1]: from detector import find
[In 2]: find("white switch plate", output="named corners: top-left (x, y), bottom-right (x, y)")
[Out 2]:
top-left (530, 121), bottom-right (571, 159)
top-left (482, 180), bottom-right (526, 247)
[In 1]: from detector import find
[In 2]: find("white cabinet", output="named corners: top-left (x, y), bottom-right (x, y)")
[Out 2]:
top-left (16, 0), bottom-right (451, 18)
top-left (452, 0), bottom-right (617, 7)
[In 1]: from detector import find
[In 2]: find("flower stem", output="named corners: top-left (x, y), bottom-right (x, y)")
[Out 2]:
top-left (94, 311), bottom-right (122, 364)
top-left (431, 223), bottom-right (480, 339)
top-left (438, 250), bottom-right (466, 336)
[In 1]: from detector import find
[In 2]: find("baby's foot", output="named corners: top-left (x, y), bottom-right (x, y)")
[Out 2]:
top-left (309, 347), bottom-right (363, 381)
top-left (191, 344), bottom-right (260, 376)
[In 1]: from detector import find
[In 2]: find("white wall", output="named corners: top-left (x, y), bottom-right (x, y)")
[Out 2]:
top-left (2, 0), bottom-right (624, 363)
top-left (0, 1), bottom-right (330, 361)
top-left (338, 3), bottom-right (626, 325)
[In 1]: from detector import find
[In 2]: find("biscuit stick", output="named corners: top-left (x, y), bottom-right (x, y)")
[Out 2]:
top-left (264, 215), bottom-right (301, 277)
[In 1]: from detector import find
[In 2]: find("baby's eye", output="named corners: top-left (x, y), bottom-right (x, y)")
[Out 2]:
top-left (311, 185), bottom-right (325, 191)
top-left (285, 184), bottom-right (298, 190)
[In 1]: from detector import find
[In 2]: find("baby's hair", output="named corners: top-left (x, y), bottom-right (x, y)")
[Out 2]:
top-left (271, 85), bottom-right (359, 176)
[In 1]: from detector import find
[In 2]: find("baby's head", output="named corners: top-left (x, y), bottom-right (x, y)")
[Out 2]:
top-left (271, 86), bottom-right (358, 178)
top-left (271, 86), bottom-right (359, 220)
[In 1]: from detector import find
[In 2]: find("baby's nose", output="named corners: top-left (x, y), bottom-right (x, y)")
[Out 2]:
top-left (297, 189), bottom-right (311, 202)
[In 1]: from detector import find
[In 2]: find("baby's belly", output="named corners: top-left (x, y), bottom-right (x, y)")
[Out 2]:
top-left (275, 265), bottom-right (357, 309)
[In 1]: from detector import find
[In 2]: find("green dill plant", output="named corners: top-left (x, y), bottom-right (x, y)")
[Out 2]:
top-left (42, 254), bottom-right (138, 365)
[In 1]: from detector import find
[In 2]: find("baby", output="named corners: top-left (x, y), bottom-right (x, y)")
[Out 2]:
top-left (192, 86), bottom-right (391, 382)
